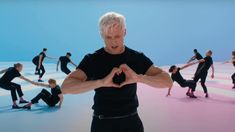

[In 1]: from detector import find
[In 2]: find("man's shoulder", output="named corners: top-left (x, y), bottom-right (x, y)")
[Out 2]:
top-left (125, 47), bottom-right (145, 56)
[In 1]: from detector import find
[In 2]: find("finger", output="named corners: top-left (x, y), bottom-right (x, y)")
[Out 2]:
top-left (112, 83), bottom-right (120, 88)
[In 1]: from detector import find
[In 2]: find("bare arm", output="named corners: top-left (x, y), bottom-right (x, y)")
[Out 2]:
top-left (187, 55), bottom-right (196, 63)
top-left (61, 68), bottom-right (121, 94)
top-left (57, 60), bottom-right (60, 71)
top-left (38, 55), bottom-right (43, 68)
top-left (166, 86), bottom-right (173, 96)
top-left (19, 76), bottom-right (37, 85)
top-left (35, 82), bottom-right (50, 88)
top-left (180, 61), bottom-right (198, 70)
top-left (46, 56), bottom-right (57, 60)
top-left (58, 94), bottom-right (64, 108)
top-left (70, 61), bottom-right (78, 68)
top-left (0, 69), bottom-right (7, 74)
top-left (211, 64), bottom-right (215, 78)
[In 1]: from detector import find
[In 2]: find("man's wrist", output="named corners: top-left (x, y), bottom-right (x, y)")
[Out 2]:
top-left (137, 74), bottom-right (144, 83)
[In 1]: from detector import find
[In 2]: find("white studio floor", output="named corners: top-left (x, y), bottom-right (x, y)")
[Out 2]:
top-left (0, 62), bottom-right (235, 132)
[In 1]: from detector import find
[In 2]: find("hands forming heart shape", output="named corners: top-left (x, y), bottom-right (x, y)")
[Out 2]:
top-left (101, 64), bottom-right (139, 88)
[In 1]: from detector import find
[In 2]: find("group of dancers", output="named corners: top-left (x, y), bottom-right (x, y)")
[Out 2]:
top-left (168, 49), bottom-right (235, 98)
top-left (0, 48), bottom-right (234, 109)
top-left (32, 48), bottom-right (77, 82)
top-left (0, 48), bottom-right (78, 109)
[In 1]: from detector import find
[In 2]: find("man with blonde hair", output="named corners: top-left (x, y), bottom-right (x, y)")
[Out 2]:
top-left (61, 12), bottom-right (173, 132)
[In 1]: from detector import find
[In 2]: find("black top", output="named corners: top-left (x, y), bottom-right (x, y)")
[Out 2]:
top-left (0, 67), bottom-right (21, 84)
top-left (77, 47), bottom-right (153, 116)
top-left (171, 68), bottom-right (186, 85)
top-left (59, 56), bottom-right (71, 70)
top-left (199, 56), bottom-right (213, 73)
top-left (33, 52), bottom-right (47, 63)
top-left (51, 85), bottom-right (62, 103)
top-left (195, 52), bottom-right (203, 60)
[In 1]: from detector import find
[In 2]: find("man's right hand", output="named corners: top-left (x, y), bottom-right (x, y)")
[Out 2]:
top-left (101, 67), bottom-right (122, 88)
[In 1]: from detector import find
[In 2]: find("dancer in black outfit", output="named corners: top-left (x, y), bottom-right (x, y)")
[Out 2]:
top-left (168, 63), bottom-right (197, 98)
top-left (23, 79), bottom-right (63, 110)
top-left (32, 48), bottom-right (56, 82)
top-left (56, 52), bottom-right (77, 75)
top-left (192, 50), bottom-right (215, 98)
top-left (61, 12), bottom-right (172, 132)
top-left (187, 49), bottom-right (204, 77)
top-left (0, 63), bottom-right (38, 109)
top-left (223, 51), bottom-right (235, 89)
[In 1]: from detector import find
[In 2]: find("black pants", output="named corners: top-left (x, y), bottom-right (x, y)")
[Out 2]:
top-left (231, 73), bottom-right (235, 84)
top-left (194, 71), bottom-right (208, 93)
top-left (180, 80), bottom-right (196, 92)
top-left (91, 114), bottom-right (144, 132)
top-left (0, 82), bottom-right (24, 101)
top-left (31, 89), bottom-right (57, 106)
top-left (33, 60), bottom-right (45, 78)
top-left (61, 67), bottom-right (71, 75)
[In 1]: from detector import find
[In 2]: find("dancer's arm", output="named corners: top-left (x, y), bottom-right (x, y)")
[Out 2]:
top-left (70, 61), bottom-right (78, 68)
top-left (166, 86), bottom-right (173, 96)
top-left (180, 62), bottom-right (198, 70)
top-left (38, 55), bottom-right (43, 68)
top-left (35, 82), bottom-right (50, 88)
top-left (56, 60), bottom-right (60, 71)
top-left (0, 69), bottom-right (7, 74)
top-left (119, 64), bottom-right (173, 88)
top-left (58, 94), bottom-right (64, 108)
top-left (61, 68), bottom-right (121, 94)
top-left (211, 64), bottom-right (215, 79)
top-left (46, 56), bottom-right (57, 60)
top-left (223, 59), bottom-right (235, 64)
top-left (19, 76), bottom-right (38, 85)
top-left (187, 56), bottom-right (196, 63)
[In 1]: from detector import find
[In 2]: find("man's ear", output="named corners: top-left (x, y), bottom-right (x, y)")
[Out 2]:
top-left (124, 29), bottom-right (126, 36)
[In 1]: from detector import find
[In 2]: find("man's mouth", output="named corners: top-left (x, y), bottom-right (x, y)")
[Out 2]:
top-left (111, 46), bottom-right (118, 49)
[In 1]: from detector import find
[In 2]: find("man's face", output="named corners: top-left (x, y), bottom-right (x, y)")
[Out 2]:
top-left (49, 83), bottom-right (56, 88)
top-left (102, 23), bottom-right (126, 54)
top-left (172, 67), bottom-right (178, 74)
top-left (206, 51), bottom-right (212, 56)
top-left (16, 66), bottom-right (23, 72)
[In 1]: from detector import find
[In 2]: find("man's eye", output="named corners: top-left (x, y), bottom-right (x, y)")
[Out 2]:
top-left (106, 36), bottom-right (112, 39)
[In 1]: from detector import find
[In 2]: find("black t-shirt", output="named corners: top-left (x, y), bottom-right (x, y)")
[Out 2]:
top-left (51, 85), bottom-right (62, 103)
top-left (0, 67), bottom-right (21, 84)
top-left (199, 56), bottom-right (213, 72)
top-left (59, 56), bottom-right (71, 70)
top-left (33, 52), bottom-right (47, 63)
top-left (77, 47), bottom-right (153, 116)
top-left (171, 68), bottom-right (186, 85)
top-left (195, 52), bottom-right (203, 60)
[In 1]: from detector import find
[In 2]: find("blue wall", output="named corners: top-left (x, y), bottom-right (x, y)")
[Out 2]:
top-left (0, 0), bottom-right (235, 66)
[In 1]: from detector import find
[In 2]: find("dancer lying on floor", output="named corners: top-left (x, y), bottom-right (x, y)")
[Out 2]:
top-left (0, 63), bottom-right (38, 109)
top-left (23, 79), bottom-right (63, 110)
top-left (168, 63), bottom-right (198, 98)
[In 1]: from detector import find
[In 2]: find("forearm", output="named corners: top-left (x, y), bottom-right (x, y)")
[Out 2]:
top-left (59, 99), bottom-right (63, 107)
top-left (61, 78), bottom-right (103, 94)
top-left (138, 72), bottom-right (173, 88)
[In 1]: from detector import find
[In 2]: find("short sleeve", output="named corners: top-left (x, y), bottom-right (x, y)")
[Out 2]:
top-left (56, 88), bottom-right (62, 95)
top-left (59, 57), bottom-right (62, 61)
top-left (15, 70), bottom-right (21, 77)
top-left (138, 53), bottom-right (154, 74)
top-left (77, 54), bottom-right (93, 79)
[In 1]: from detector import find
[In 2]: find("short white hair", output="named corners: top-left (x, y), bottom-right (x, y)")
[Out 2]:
top-left (99, 12), bottom-right (126, 36)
